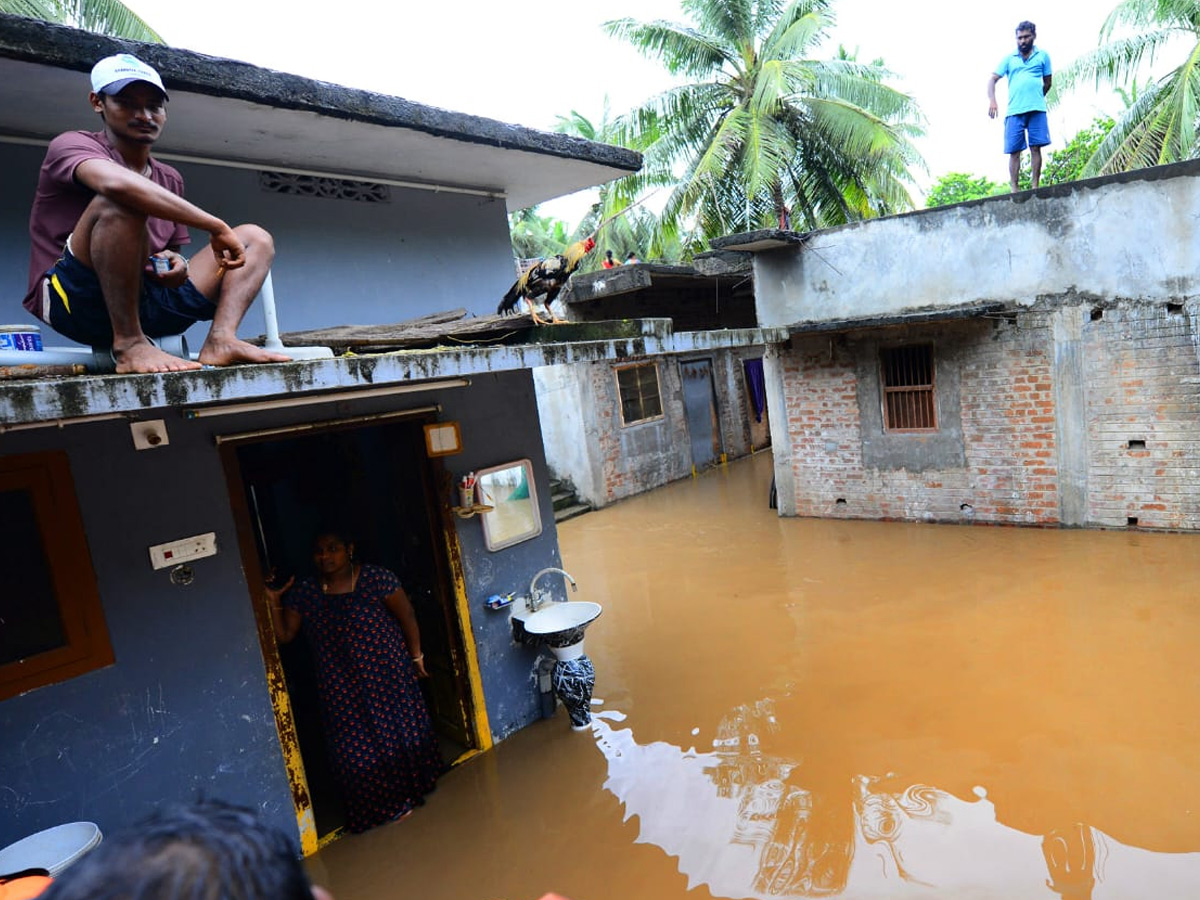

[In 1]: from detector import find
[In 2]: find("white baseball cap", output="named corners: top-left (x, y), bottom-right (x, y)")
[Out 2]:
top-left (90, 53), bottom-right (168, 100)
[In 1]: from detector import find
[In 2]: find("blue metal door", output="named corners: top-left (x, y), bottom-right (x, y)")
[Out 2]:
top-left (681, 358), bottom-right (722, 468)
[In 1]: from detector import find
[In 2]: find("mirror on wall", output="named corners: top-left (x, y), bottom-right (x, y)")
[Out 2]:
top-left (477, 459), bottom-right (542, 551)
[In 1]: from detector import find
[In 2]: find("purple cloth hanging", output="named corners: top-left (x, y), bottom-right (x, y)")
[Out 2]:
top-left (744, 358), bottom-right (766, 422)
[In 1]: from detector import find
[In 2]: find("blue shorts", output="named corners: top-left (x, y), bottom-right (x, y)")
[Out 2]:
top-left (38, 244), bottom-right (216, 347)
top-left (1004, 111), bottom-right (1050, 154)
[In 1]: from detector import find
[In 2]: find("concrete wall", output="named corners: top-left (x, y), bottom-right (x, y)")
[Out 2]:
top-left (532, 364), bottom-right (602, 503)
top-left (2, 142), bottom-right (517, 340)
top-left (773, 302), bottom-right (1200, 529)
top-left (535, 346), bottom-right (770, 508)
top-left (754, 162), bottom-right (1200, 328)
top-left (0, 370), bottom-right (558, 848)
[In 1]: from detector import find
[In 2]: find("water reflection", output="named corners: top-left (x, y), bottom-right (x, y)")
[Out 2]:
top-left (592, 699), bottom-right (1200, 899)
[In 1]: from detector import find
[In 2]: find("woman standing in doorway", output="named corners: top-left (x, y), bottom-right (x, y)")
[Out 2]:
top-left (266, 529), bottom-right (442, 832)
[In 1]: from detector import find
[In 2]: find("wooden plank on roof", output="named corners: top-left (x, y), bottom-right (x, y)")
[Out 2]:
top-left (264, 309), bottom-right (536, 352)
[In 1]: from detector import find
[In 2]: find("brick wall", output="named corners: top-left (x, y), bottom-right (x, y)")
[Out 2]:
top-left (590, 357), bottom-right (691, 504)
top-left (1082, 302), bottom-right (1200, 529)
top-left (778, 301), bottom-right (1200, 530)
top-left (959, 312), bottom-right (1059, 525)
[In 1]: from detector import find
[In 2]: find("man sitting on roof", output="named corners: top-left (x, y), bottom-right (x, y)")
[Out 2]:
top-left (23, 54), bottom-right (290, 374)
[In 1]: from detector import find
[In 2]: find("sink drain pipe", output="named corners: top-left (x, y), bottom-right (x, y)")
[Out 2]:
top-left (536, 657), bottom-right (557, 719)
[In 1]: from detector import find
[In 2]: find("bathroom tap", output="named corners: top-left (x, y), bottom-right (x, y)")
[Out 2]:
top-left (529, 567), bottom-right (577, 612)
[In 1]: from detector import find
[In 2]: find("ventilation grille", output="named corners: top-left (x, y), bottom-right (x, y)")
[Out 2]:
top-left (258, 171), bottom-right (391, 203)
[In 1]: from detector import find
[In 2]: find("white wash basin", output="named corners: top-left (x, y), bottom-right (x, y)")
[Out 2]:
top-left (522, 601), bottom-right (603, 637)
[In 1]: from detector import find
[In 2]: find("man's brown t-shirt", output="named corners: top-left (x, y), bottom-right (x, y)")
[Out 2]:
top-left (24, 130), bottom-right (190, 318)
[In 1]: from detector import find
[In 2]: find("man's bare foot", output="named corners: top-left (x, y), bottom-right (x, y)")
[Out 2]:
top-left (198, 335), bottom-right (292, 366)
top-left (113, 340), bottom-right (203, 374)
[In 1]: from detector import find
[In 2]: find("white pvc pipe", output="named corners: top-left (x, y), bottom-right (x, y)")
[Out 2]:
top-left (255, 272), bottom-right (334, 360)
top-left (0, 347), bottom-right (106, 368)
top-left (260, 271), bottom-right (284, 352)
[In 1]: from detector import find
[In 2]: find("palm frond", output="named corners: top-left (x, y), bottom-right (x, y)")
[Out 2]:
top-left (3, 0), bottom-right (165, 41)
top-left (0, 0), bottom-right (59, 17)
top-left (60, 0), bottom-right (162, 41)
top-left (1056, 29), bottom-right (1181, 93)
top-left (604, 0), bottom-right (925, 242)
top-left (603, 17), bottom-right (732, 77)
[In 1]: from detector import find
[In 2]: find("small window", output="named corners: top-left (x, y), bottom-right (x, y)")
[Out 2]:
top-left (615, 363), bottom-right (664, 425)
top-left (880, 344), bottom-right (937, 431)
top-left (0, 452), bottom-right (112, 700)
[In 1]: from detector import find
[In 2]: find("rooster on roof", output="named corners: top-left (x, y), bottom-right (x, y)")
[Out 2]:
top-left (497, 236), bottom-right (596, 325)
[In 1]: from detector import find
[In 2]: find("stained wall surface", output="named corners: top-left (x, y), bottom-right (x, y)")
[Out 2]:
top-left (753, 161), bottom-right (1200, 329)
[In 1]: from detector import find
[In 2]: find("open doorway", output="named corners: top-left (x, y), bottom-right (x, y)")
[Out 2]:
top-left (222, 413), bottom-right (477, 840)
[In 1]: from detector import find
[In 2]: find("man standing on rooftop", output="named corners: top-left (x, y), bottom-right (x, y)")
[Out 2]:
top-left (24, 53), bottom-right (290, 374)
top-left (987, 21), bottom-right (1053, 192)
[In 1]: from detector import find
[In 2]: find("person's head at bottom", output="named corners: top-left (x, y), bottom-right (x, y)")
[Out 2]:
top-left (38, 801), bottom-right (330, 900)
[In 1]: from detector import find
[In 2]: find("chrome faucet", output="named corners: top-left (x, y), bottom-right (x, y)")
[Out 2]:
top-left (529, 567), bottom-right (577, 612)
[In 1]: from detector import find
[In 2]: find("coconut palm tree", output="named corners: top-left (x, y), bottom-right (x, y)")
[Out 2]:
top-left (604, 0), bottom-right (925, 239)
top-left (552, 101), bottom-right (681, 264)
top-left (1, 0), bottom-right (162, 42)
top-left (508, 206), bottom-right (571, 265)
top-left (1056, 0), bottom-right (1200, 175)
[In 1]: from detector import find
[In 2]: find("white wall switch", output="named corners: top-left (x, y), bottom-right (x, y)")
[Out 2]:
top-left (131, 420), bottom-right (169, 450)
top-left (149, 532), bottom-right (217, 570)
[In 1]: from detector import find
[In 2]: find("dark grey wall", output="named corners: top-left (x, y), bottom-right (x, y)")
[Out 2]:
top-left (0, 412), bottom-right (296, 848)
top-left (1, 143), bottom-right (41, 315)
top-left (1, 142), bottom-right (518, 344)
top-left (439, 371), bottom-right (564, 740)
top-left (0, 369), bottom-right (557, 848)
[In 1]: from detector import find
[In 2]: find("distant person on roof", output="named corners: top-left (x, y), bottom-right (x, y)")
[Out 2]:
top-left (625, 251), bottom-right (640, 264)
top-left (601, 249), bottom-right (616, 269)
top-left (23, 54), bottom-right (290, 374)
top-left (987, 21), bottom-right (1052, 192)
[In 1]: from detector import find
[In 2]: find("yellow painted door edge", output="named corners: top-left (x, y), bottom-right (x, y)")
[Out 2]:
top-left (443, 526), bottom-right (493, 751)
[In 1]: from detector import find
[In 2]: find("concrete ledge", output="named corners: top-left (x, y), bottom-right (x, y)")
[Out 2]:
top-left (786, 302), bottom-right (1008, 335)
top-left (711, 230), bottom-right (811, 252)
top-left (0, 329), bottom-right (786, 426)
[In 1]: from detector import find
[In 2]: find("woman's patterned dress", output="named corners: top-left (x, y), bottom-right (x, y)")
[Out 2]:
top-left (285, 564), bottom-right (442, 832)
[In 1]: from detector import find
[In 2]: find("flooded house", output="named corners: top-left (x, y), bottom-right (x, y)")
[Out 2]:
top-left (717, 164), bottom-right (1200, 531)
top-left (0, 16), bottom-right (772, 855)
top-left (534, 257), bottom-right (774, 508)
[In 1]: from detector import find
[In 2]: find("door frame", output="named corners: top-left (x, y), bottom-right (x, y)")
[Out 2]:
top-left (216, 407), bottom-right (491, 853)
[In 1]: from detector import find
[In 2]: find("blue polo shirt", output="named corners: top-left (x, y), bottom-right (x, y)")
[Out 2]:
top-left (995, 47), bottom-right (1052, 115)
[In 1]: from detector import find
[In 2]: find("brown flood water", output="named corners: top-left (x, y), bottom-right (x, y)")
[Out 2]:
top-left (306, 451), bottom-right (1200, 900)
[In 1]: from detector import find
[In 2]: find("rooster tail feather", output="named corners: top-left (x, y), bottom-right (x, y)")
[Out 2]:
top-left (498, 282), bottom-right (522, 316)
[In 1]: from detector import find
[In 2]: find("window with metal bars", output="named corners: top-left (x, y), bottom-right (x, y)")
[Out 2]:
top-left (880, 344), bottom-right (937, 431)
top-left (615, 363), bottom-right (664, 425)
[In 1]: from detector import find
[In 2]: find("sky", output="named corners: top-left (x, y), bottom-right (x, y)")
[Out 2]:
top-left (122, 0), bottom-right (1154, 221)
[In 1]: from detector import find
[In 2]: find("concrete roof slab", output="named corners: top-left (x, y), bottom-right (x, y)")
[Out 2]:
top-left (0, 15), bottom-right (641, 208)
